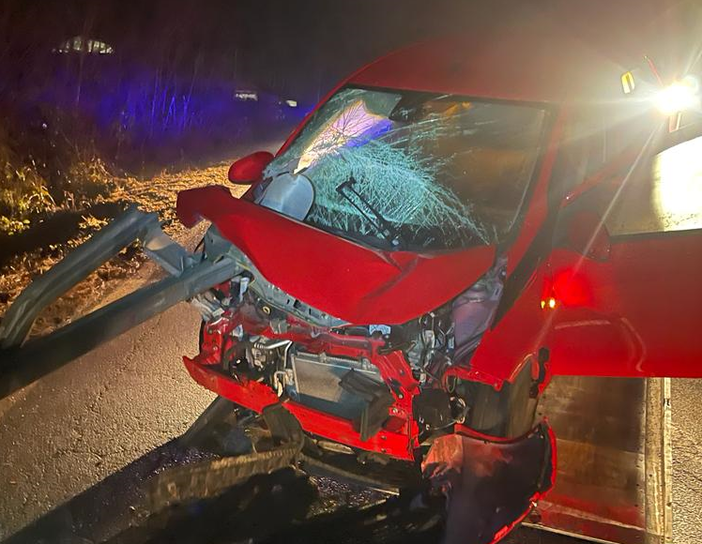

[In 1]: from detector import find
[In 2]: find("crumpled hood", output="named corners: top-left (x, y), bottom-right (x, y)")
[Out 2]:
top-left (177, 186), bottom-right (495, 325)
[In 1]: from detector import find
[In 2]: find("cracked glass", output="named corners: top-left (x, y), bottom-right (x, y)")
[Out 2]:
top-left (263, 87), bottom-right (547, 251)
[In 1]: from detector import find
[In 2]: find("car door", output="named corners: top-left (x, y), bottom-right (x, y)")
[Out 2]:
top-left (547, 123), bottom-right (702, 377)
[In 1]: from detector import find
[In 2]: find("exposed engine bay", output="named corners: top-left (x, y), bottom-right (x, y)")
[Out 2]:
top-left (187, 226), bottom-right (537, 462)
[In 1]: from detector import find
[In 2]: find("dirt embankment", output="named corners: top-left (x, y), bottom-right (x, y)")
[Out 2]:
top-left (0, 144), bottom-right (273, 338)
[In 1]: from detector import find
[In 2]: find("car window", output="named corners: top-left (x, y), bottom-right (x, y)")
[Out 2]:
top-left (564, 132), bottom-right (702, 237)
top-left (262, 87), bottom-right (547, 251)
top-left (558, 111), bottom-right (607, 195)
top-left (558, 106), bottom-right (656, 196)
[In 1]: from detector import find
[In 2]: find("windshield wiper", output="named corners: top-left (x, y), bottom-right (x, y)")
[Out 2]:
top-left (336, 177), bottom-right (404, 248)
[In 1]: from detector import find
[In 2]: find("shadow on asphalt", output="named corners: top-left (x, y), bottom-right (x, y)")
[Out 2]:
top-left (3, 437), bottom-right (444, 544)
top-left (3, 414), bottom-right (581, 544)
top-left (3, 445), bottom-right (581, 544)
top-left (2, 439), bottom-right (216, 544)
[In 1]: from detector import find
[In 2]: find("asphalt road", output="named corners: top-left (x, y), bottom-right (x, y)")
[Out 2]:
top-left (0, 136), bottom-right (285, 541)
top-left (671, 379), bottom-right (702, 543)
top-left (0, 283), bottom-right (214, 540)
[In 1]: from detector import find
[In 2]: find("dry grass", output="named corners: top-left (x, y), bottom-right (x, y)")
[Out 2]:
top-left (0, 139), bottom-right (55, 234)
top-left (0, 118), bottom-right (118, 236)
top-left (110, 161), bottom-right (246, 238)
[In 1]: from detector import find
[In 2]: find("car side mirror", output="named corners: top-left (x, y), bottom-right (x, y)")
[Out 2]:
top-left (563, 209), bottom-right (611, 261)
top-left (228, 151), bottom-right (274, 184)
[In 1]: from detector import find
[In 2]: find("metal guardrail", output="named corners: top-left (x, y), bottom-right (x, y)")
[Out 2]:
top-left (0, 207), bottom-right (238, 400)
top-left (0, 207), bottom-right (158, 350)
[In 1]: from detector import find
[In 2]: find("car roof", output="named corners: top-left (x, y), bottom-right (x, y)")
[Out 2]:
top-left (349, 18), bottom-right (640, 105)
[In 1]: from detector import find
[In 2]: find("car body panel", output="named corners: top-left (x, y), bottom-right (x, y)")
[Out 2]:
top-left (184, 355), bottom-right (416, 459)
top-left (460, 113), bottom-right (565, 389)
top-left (177, 185), bottom-right (495, 325)
top-left (349, 23), bottom-right (628, 105)
top-left (547, 231), bottom-right (702, 377)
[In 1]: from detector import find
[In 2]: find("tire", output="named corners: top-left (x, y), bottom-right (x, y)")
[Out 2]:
top-left (463, 362), bottom-right (537, 438)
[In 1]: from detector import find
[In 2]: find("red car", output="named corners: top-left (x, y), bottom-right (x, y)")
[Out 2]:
top-left (3, 17), bottom-right (702, 544)
top-left (172, 20), bottom-right (702, 543)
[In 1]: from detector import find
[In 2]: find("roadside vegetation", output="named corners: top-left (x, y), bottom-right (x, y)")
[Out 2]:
top-left (0, 1), bottom-right (300, 335)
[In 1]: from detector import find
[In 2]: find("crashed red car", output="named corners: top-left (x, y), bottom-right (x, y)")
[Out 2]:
top-left (171, 19), bottom-right (702, 544)
top-left (3, 17), bottom-right (702, 544)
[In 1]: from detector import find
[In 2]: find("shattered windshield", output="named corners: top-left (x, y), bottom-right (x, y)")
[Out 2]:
top-left (261, 87), bottom-right (547, 251)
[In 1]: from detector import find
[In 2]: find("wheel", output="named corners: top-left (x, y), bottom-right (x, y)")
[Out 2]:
top-left (462, 361), bottom-right (537, 438)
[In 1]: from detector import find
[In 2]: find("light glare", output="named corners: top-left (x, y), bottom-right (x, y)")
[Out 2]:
top-left (654, 78), bottom-right (700, 115)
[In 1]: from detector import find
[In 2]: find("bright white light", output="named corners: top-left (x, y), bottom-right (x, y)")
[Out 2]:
top-left (285, 99), bottom-right (298, 108)
top-left (654, 77), bottom-right (700, 115)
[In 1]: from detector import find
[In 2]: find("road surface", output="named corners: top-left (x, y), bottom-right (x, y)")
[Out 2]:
top-left (671, 379), bottom-right (702, 543)
top-left (0, 272), bottom-right (214, 541)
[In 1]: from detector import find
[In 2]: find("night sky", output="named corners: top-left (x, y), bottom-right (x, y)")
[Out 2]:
top-left (2, 0), bottom-right (695, 102)
top-left (0, 0), bottom-right (698, 132)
